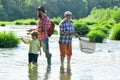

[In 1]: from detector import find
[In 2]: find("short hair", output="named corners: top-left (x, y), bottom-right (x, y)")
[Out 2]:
top-left (31, 31), bottom-right (38, 38)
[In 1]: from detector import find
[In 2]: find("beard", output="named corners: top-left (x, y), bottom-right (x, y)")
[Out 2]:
top-left (37, 12), bottom-right (42, 18)
top-left (39, 13), bottom-right (42, 18)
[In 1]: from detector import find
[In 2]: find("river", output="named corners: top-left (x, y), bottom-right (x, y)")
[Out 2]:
top-left (0, 25), bottom-right (120, 80)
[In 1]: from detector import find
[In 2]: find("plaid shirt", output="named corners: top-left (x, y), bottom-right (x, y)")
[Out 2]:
top-left (59, 19), bottom-right (75, 44)
top-left (37, 14), bottom-right (51, 40)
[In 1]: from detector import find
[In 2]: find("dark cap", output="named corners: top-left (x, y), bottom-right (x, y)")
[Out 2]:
top-left (36, 6), bottom-right (46, 13)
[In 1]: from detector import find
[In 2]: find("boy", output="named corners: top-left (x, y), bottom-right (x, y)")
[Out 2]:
top-left (21, 31), bottom-right (40, 67)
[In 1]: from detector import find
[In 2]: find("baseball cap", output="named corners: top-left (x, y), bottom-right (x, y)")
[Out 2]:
top-left (64, 11), bottom-right (72, 15)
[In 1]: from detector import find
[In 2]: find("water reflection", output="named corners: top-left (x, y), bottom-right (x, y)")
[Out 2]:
top-left (59, 66), bottom-right (72, 80)
top-left (80, 75), bottom-right (93, 80)
top-left (28, 65), bottom-right (38, 80)
top-left (43, 65), bottom-right (51, 80)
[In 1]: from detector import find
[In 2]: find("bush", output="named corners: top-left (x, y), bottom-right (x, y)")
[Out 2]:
top-left (29, 21), bottom-right (36, 25)
top-left (1, 24), bottom-right (5, 26)
top-left (51, 17), bottom-right (62, 25)
top-left (0, 31), bottom-right (19, 48)
top-left (73, 20), bottom-right (89, 36)
top-left (90, 24), bottom-right (109, 35)
top-left (110, 24), bottom-right (120, 40)
top-left (87, 30), bottom-right (107, 43)
top-left (14, 19), bottom-right (37, 25)
top-left (15, 22), bottom-right (22, 25)
top-left (53, 29), bottom-right (58, 35)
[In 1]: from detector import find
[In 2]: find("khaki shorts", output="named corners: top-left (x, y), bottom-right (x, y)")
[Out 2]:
top-left (59, 44), bottom-right (72, 56)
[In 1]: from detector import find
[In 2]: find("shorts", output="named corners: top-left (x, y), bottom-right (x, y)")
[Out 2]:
top-left (59, 43), bottom-right (72, 57)
top-left (39, 38), bottom-right (49, 52)
top-left (28, 53), bottom-right (38, 63)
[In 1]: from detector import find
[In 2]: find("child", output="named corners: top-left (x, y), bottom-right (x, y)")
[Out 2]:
top-left (21, 31), bottom-right (40, 67)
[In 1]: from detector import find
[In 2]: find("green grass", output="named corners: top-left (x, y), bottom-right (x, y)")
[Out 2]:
top-left (110, 24), bottom-right (120, 40)
top-left (87, 30), bottom-right (107, 43)
top-left (13, 18), bottom-right (37, 25)
top-left (0, 31), bottom-right (19, 48)
top-left (0, 18), bottom-right (37, 25)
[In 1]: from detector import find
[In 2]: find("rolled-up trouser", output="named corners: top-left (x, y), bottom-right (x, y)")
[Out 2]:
top-left (39, 38), bottom-right (51, 65)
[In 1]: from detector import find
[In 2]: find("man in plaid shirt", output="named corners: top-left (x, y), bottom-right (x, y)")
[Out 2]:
top-left (28, 6), bottom-right (52, 65)
top-left (59, 11), bottom-right (79, 70)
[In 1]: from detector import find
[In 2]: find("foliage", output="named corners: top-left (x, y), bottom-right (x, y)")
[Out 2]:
top-left (0, 21), bottom-right (13, 25)
top-left (1, 23), bottom-right (5, 26)
top-left (81, 18), bottom-right (98, 25)
top-left (90, 21), bottom-right (113, 35)
top-left (87, 30), bottom-right (107, 43)
top-left (14, 19), bottom-right (37, 25)
top-left (73, 20), bottom-right (89, 36)
top-left (0, 31), bottom-right (19, 48)
top-left (53, 29), bottom-right (58, 35)
top-left (0, 0), bottom-right (120, 21)
top-left (113, 11), bottom-right (120, 23)
top-left (51, 17), bottom-right (62, 25)
top-left (87, 19), bottom-right (115, 42)
top-left (86, 7), bottom-right (120, 22)
top-left (29, 21), bottom-right (37, 25)
top-left (15, 22), bottom-right (22, 25)
top-left (110, 24), bottom-right (120, 40)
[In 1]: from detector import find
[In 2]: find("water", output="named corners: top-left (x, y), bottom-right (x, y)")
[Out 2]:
top-left (0, 25), bottom-right (120, 80)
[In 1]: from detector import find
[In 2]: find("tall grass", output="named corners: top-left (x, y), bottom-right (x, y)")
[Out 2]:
top-left (51, 17), bottom-right (62, 25)
top-left (0, 31), bottom-right (19, 48)
top-left (110, 24), bottom-right (120, 40)
top-left (73, 20), bottom-right (89, 36)
top-left (87, 30), bottom-right (107, 43)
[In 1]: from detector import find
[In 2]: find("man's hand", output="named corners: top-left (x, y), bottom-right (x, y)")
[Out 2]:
top-left (75, 33), bottom-right (81, 38)
top-left (38, 28), bottom-right (45, 32)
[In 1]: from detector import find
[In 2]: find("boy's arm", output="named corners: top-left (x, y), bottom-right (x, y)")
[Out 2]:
top-left (39, 47), bottom-right (42, 56)
top-left (20, 38), bottom-right (29, 44)
top-left (37, 41), bottom-right (41, 56)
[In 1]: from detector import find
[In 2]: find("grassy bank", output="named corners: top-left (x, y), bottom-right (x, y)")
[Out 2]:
top-left (0, 17), bottom-right (62, 26)
top-left (0, 18), bottom-right (37, 26)
top-left (0, 31), bottom-right (19, 48)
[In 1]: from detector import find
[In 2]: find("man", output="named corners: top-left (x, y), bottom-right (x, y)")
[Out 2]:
top-left (28, 6), bottom-right (52, 65)
top-left (59, 11), bottom-right (79, 69)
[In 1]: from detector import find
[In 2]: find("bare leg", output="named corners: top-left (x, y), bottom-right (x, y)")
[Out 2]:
top-left (28, 62), bottom-right (32, 70)
top-left (60, 56), bottom-right (65, 69)
top-left (67, 56), bottom-right (71, 69)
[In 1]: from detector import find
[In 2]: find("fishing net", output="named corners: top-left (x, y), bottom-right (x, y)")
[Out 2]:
top-left (78, 37), bottom-right (96, 53)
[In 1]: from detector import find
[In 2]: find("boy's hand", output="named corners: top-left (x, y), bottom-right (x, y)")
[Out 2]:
top-left (27, 32), bottom-right (31, 35)
top-left (26, 29), bottom-right (33, 32)
top-left (20, 38), bottom-right (23, 40)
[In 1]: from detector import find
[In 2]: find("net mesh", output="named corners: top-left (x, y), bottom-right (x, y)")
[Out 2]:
top-left (79, 37), bottom-right (96, 53)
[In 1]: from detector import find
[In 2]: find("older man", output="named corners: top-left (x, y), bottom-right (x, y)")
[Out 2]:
top-left (59, 11), bottom-right (79, 69)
